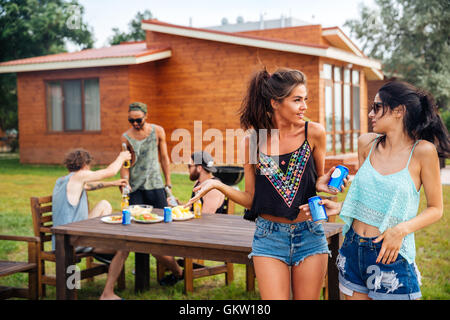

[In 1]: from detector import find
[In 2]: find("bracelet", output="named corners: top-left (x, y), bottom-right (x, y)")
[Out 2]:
top-left (165, 184), bottom-right (172, 189)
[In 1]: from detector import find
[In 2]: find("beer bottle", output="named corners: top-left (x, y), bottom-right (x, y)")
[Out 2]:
top-left (121, 185), bottom-right (130, 211)
top-left (122, 143), bottom-right (131, 168)
top-left (165, 186), bottom-right (178, 207)
top-left (193, 194), bottom-right (202, 219)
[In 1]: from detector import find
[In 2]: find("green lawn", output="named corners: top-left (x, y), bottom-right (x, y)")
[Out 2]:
top-left (0, 153), bottom-right (448, 299)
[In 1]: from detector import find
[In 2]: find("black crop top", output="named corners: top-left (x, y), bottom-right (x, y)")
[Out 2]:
top-left (247, 122), bottom-right (317, 221)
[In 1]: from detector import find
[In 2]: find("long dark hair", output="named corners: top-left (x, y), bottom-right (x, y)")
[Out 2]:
top-left (375, 80), bottom-right (450, 157)
top-left (239, 68), bottom-right (307, 131)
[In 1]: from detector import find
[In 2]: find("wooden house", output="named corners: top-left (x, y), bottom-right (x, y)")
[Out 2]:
top-left (0, 20), bottom-right (383, 173)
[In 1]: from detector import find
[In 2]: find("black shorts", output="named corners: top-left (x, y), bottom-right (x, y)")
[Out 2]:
top-left (129, 188), bottom-right (168, 209)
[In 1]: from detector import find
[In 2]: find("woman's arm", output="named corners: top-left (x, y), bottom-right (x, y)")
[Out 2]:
top-left (185, 135), bottom-right (255, 209)
top-left (310, 122), bottom-right (349, 193)
top-left (309, 122), bottom-right (326, 177)
top-left (299, 198), bottom-right (343, 217)
top-left (357, 132), bottom-right (378, 169)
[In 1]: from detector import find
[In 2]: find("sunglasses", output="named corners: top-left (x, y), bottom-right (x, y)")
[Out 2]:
top-left (128, 117), bottom-right (144, 124)
top-left (370, 102), bottom-right (384, 114)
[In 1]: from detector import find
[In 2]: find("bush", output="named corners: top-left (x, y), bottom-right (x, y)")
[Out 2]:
top-left (440, 110), bottom-right (450, 133)
top-left (8, 137), bottom-right (18, 153)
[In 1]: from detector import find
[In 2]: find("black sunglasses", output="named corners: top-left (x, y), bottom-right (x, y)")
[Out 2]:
top-left (128, 117), bottom-right (144, 124)
top-left (370, 102), bottom-right (384, 114)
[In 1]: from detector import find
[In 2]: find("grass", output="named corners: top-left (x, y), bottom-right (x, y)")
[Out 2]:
top-left (0, 153), bottom-right (448, 300)
top-left (0, 153), bottom-right (255, 300)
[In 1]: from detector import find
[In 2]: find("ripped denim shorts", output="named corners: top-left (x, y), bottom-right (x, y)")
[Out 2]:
top-left (337, 226), bottom-right (422, 300)
top-left (248, 216), bottom-right (331, 266)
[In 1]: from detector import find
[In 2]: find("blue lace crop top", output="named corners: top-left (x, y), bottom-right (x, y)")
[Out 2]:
top-left (340, 136), bottom-right (421, 264)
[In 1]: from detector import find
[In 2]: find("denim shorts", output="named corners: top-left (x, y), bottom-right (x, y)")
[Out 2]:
top-left (248, 216), bottom-right (331, 266)
top-left (337, 227), bottom-right (422, 300)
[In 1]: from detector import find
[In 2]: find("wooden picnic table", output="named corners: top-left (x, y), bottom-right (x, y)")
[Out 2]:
top-left (52, 209), bottom-right (343, 300)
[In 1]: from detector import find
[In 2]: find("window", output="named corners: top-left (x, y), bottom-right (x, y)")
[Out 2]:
top-left (323, 64), bottom-right (332, 80)
top-left (352, 70), bottom-right (360, 149)
top-left (333, 67), bottom-right (342, 153)
top-left (46, 78), bottom-right (100, 132)
top-left (325, 85), bottom-right (333, 151)
top-left (323, 64), bottom-right (361, 154)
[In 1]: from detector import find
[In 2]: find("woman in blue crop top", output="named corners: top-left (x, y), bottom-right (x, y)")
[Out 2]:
top-left (186, 68), bottom-right (346, 299)
top-left (301, 80), bottom-right (449, 300)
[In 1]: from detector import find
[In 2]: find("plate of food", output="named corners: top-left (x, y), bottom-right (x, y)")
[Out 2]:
top-left (128, 205), bottom-right (154, 217)
top-left (132, 213), bottom-right (163, 224)
top-left (101, 215), bottom-right (123, 224)
top-left (171, 206), bottom-right (195, 221)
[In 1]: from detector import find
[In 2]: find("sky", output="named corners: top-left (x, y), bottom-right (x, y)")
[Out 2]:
top-left (72, 0), bottom-right (376, 51)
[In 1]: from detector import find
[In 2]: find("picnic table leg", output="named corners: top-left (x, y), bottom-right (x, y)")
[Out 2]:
top-left (27, 241), bottom-right (39, 300)
top-left (184, 258), bottom-right (194, 293)
top-left (225, 262), bottom-right (234, 285)
top-left (135, 252), bottom-right (150, 293)
top-left (55, 233), bottom-right (76, 300)
top-left (246, 263), bottom-right (255, 292)
top-left (327, 232), bottom-right (343, 300)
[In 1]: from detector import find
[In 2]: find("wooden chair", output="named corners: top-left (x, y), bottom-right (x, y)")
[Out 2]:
top-left (30, 195), bottom-right (126, 298)
top-left (157, 196), bottom-right (235, 293)
top-left (0, 234), bottom-right (39, 299)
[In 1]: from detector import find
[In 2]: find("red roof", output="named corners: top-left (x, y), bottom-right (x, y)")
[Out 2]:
top-left (0, 42), bottom-right (169, 66)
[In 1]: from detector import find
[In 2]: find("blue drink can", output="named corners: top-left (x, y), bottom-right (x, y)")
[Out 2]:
top-left (122, 209), bottom-right (131, 225)
top-left (164, 207), bottom-right (172, 223)
top-left (308, 196), bottom-right (328, 223)
top-left (327, 165), bottom-right (349, 192)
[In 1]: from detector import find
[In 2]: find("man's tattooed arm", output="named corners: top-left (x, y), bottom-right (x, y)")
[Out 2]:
top-left (84, 182), bottom-right (106, 191)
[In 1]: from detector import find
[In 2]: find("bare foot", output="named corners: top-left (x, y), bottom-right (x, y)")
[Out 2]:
top-left (99, 293), bottom-right (123, 300)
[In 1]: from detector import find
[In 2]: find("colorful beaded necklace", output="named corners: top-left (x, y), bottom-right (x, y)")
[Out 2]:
top-left (257, 140), bottom-right (311, 207)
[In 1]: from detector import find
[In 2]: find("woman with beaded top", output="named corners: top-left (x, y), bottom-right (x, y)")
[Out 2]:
top-left (186, 68), bottom-right (346, 299)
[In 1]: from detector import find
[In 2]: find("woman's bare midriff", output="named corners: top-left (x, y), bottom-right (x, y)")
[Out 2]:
top-left (351, 219), bottom-right (381, 237)
top-left (260, 211), bottom-right (311, 224)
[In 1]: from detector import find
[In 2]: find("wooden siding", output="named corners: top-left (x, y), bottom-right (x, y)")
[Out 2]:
top-left (17, 27), bottom-right (370, 166)
top-left (237, 24), bottom-right (331, 46)
top-left (144, 31), bottom-right (320, 165)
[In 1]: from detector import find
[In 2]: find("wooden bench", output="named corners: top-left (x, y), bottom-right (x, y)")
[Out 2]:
top-left (0, 234), bottom-right (40, 300)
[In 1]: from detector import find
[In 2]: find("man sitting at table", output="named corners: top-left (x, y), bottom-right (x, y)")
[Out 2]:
top-left (52, 148), bottom-right (131, 300)
top-left (158, 151), bottom-right (227, 285)
top-left (188, 151), bottom-right (226, 214)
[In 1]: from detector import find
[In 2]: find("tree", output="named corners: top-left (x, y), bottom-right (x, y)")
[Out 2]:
top-left (108, 10), bottom-right (153, 45)
top-left (345, 0), bottom-right (450, 111)
top-left (0, 0), bottom-right (94, 132)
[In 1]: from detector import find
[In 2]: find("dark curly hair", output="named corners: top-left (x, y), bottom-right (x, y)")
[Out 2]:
top-left (63, 149), bottom-right (93, 172)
